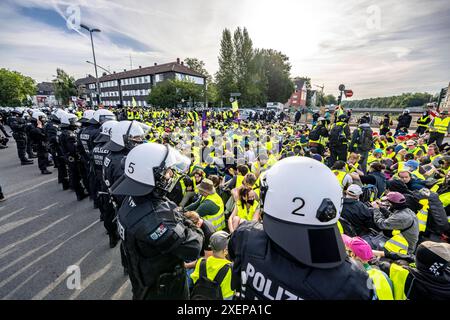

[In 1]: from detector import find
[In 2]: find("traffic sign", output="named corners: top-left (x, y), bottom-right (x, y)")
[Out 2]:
top-left (338, 84), bottom-right (346, 92)
top-left (229, 97), bottom-right (234, 103)
top-left (230, 92), bottom-right (241, 97)
top-left (344, 90), bottom-right (353, 98)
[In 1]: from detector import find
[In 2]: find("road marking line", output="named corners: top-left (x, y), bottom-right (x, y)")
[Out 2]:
top-left (0, 207), bottom-right (25, 223)
top-left (39, 202), bottom-right (59, 211)
top-left (0, 234), bottom-right (66, 273)
top-left (0, 220), bottom-right (99, 289)
top-left (0, 215), bottom-right (71, 258)
top-left (111, 279), bottom-right (131, 300)
top-left (7, 178), bottom-right (57, 199)
top-left (32, 249), bottom-right (94, 300)
top-left (0, 215), bottom-right (43, 236)
top-left (1, 269), bottom-right (42, 300)
top-left (69, 262), bottom-right (113, 300)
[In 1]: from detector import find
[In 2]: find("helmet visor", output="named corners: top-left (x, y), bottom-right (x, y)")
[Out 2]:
top-left (165, 146), bottom-right (191, 174)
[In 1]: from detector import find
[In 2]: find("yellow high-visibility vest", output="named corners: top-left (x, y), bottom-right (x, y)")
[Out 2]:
top-left (202, 193), bottom-right (225, 231)
top-left (236, 175), bottom-right (245, 189)
top-left (389, 263), bottom-right (410, 300)
top-left (431, 117), bottom-right (450, 134)
top-left (332, 170), bottom-right (347, 188)
top-left (236, 201), bottom-right (259, 221)
top-left (367, 268), bottom-right (394, 300)
top-left (384, 230), bottom-right (409, 255)
top-left (417, 199), bottom-right (429, 232)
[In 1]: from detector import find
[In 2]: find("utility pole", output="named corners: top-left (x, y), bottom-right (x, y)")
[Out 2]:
top-left (80, 24), bottom-right (102, 105)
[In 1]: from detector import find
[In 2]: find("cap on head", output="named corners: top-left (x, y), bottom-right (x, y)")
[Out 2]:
top-left (209, 231), bottom-right (230, 252)
top-left (415, 241), bottom-right (450, 277)
top-left (382, 191), bottom-right (406, 204)
top-left (342, 235), bottom-right (374, 262)
top-left (347, 184), bottom-right (363, 197)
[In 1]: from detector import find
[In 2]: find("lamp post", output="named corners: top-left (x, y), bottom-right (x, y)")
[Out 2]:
top-left (80, 24), bottom-right (101, 105)
top-left (86, 60), bottom-right (111, 75)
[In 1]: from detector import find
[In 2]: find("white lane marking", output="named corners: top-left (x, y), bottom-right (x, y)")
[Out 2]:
top-left (32, 249), bottom-right (94, 300)
top-left (0, 215), bottom-right (71, 258)
top-left (0, 207), bottom-right (25, 223)
top-left (6, 178), bottom-right (57, 199)
top-left (111, 279), bottom-right (131, 300)
top-left (39, 202), bottom-right (59, 211)
top-left (1, 269), bottom-right (42, 300)
top-left (0, 220), bottom-right (99, 289)
top-left (0, 234), bottom-right (66, 274)
top-left (69, 262), bottom-right (113, 300)
top-left (0, 215), bottom-right (44, 236)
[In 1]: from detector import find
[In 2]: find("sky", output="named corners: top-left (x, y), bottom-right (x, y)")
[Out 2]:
top-left (0, 0), bottom-right (449, 99)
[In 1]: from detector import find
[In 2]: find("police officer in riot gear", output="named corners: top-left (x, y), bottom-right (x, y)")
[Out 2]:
top-left (228, 157), bottom-right (374, 300)
top-left (111, 143), bottom-right (203, 300)
top-left (79, 109), bottom-right (116, 207)
top-left (91, 120), bottom-right (118, 237)
top-left (30, 111), bottom-right (52, 174)
top-left (45, 110), bottom-right (69, 189)
top-left (8, 108), bottom-right (34, 165)
top-left (59, 112), bottom-right (88, 201)
top-left (102, 121), bottom-right (146, 256)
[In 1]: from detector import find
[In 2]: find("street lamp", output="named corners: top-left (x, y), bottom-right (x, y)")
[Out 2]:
top-left (80, 24), bottom-right (101, 105)
top-left (86, 60), bottom-right (111, 75)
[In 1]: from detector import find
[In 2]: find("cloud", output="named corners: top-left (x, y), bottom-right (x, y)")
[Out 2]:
top-left (0, 0), bottom-right (449, 99)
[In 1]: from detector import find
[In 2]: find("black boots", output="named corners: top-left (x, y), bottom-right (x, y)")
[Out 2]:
top-left (21, 160), bottom-right (33, 165)
top-left (41, 169), bottom-right (52, 175)
top-left (0, 193), bottom-right (5, 202)
top-left (109, 234), bottom-right (119, 248)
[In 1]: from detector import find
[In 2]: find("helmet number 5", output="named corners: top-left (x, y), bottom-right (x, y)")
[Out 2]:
top-left (128, 162), bottom-right (135, 174)
top-left (292, 197), bottom-right (305, 216)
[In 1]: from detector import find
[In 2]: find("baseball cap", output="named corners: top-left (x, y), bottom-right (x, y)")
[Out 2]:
top-left (406, 140), bottom-right (416, 146)
top-left (208, 231), bottom-right (230, 252)
top-left (342, 235), bottom-right (374, 262)
top-left (404, 160), bottom-right (419, 171)
top-left (381, 191), bottom-right (406, 204)
top-left (347, 184), bottom-right (363, 196)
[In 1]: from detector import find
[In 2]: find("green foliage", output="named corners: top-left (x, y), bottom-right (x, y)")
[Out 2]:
top-left (0, 68), bottom-right (36, 106)
top-left (147, 79), bottom-right (204, 108)
top-left (184, 57), bottom-right (212, 83)
top-left (341, 92), bottom-right (434, 109)
top-left (216, 28), bottom-right (237, 103)
top-left (53, 68), bottom-right (77, 106)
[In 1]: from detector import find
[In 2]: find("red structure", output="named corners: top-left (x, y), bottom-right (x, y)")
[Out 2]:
top-left (288, 79), bottom-right (307, 109)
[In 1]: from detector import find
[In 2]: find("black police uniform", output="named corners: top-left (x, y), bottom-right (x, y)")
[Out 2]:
top-left (78, 124), bottom-right (100, 204)
top-left (45, 120), bottom-right (69, 188)
top-left (24, 117), bottom-right (36, 158)
top-left (60, 126), bottom-right (88, 200)
top-left (8, 115), bottom-right (32, 163)
top-left (29, 123), bottom-right (50, 173)
top-left (91, 139), bottom-right (111, 222)
top-left (228, 221), bottom-right (374, 300)
top-left (103, 148), bottom-right (129, 258)
top-left (116, 194), bottom-right (203, 299)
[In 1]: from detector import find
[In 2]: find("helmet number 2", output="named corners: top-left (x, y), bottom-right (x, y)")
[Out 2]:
top-left (292, 197), bottom-right (305, 216)
top-left (128, 162), bottom-right (135, 174)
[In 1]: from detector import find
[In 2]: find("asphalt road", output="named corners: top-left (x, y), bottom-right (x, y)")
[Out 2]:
top-left (0, 133), bottom-right (132, 300)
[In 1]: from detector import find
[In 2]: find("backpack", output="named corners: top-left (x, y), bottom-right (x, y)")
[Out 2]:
top-left (308, 127), bottom-right (321, 141)
top-left (358, 128), bottom-right (373, 151)
top-left (190, 259), bottom-right (231, 300)
top-left (329, 124), bottom-right (347, 146)
top-left (360, 184), bottom-right (378, 204)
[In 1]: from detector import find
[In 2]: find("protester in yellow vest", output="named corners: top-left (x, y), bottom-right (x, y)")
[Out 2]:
top-left (342, 235), bottom-right (394, 300)
top-left (428, 111), bottom-right (450, 147)
top-left (185, 179), bottom-right (225, 231)
top-left (228, 187), bottom-right (260, 233)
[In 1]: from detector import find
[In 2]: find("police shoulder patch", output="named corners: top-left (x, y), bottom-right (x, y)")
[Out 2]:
top-left (149, 223), bottom-right (168, 241)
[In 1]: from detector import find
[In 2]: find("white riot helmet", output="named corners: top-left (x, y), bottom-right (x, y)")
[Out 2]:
top-left (111, 143), bottom-right (190, 196)
top-left (104, 120), bottom-right (145, 152)
top-left (404, 109), bottom-right (410, 114)
top-left (31, 111), bottom-right (47, 123)
top-left (260, 156), bottom-right (346, 269)
top-left (89, 109), bottom-right (116, 125)
top-left (80, 109), bottom-right (95, 124)
top-left (60, 112), bottom-right (80, 127)
top-left (94, 120), bottom-right (119, 144)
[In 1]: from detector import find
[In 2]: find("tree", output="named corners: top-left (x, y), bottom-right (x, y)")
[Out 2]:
top-left (324, 94), bottom-right (337, 105)
top-left (216, 28), bottom-right (237, 104)
top-left (234, 27), bottom-right (256, 106)
top-left (53, 68), bottom-right (77, 106)
top-left (0, 68), bottom-right (36, 106)
top-left (254, 49), bottom-right (294, 104)
top-left (341, 92), bottom-right (435, 109)
top-left (184, 58), bottom-right (212, 83)
top-left (147, 79), bottom-right (204, 108)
